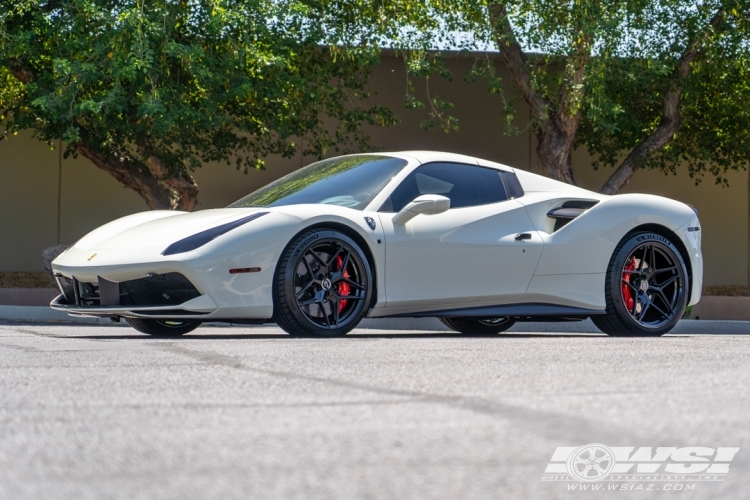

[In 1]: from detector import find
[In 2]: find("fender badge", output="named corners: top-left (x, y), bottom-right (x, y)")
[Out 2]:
top-left (87, 253), bottom-right (97, 261)
top-left (364, 217), bottom-right (376, 230)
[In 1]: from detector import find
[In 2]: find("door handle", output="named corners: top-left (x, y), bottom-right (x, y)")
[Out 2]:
top-left (515, 233), bottom-right (532, 241)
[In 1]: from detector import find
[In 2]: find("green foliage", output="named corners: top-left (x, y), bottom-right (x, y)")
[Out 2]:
top-left (0, 0), bottom-right (397, 190)
top-left (572, 1), bottom-right (750, 185)
top-left (370, 0), bottom-right (750, 185)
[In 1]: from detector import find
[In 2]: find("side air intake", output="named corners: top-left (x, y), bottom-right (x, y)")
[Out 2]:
top-left (547, 200), bottom-right (599, 232)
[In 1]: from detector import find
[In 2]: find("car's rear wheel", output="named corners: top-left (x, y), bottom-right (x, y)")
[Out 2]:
top-left (274, 229), bottom-right (373, 336)
top-left (439, 317), bottom-right (516, 334)
top-left (125, 318), bottom-right (202, 336)
top-left (592, 232), bottom-right (688, 337)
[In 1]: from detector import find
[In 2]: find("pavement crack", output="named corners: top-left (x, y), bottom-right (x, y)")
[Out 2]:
top-left (157, 343), bottom-right (644, 445)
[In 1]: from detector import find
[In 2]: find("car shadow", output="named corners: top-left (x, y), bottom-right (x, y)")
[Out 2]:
top-left (69, 332), bottom-right (608, 340)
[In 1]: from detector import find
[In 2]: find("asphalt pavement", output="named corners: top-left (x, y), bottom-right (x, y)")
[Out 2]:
top-left (0, 322), bottom-right (748, 499)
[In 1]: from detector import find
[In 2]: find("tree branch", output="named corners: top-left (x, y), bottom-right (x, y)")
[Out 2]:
top-left (487, 3), bottom-right (548, 121)
top-left (555, 16), bottom-right (591, 154)
top-left (8, 62), bottom-right (34, 84)
top-left (600, 8), bottom-right (724, 195)
top-left (76, 143), bottom-right (173, 210)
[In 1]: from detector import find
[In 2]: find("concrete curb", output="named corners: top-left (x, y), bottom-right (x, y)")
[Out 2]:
top-left (2, 305), bottom-right (750, 334)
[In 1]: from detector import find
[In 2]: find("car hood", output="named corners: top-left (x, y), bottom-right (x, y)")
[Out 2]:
top-left (72, 208), bottom-right (270, 252)
top-left (50, 208), bottom-right (277, 271)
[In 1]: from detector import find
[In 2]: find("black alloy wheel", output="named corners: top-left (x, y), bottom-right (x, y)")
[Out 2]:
top-left (440, 316), bottom-right (516, 334)
top-left (274, 229), bottom-right (372, 336)
top-left (593, 232), bottom-right (688, 336)
top-left (125, 318), bottom-right (202, 336)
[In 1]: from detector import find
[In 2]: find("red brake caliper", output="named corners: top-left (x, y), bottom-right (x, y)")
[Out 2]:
top-left (335, 255), bottom-right (350, 313)
top-left (622, 257), bottom-right (635, 312)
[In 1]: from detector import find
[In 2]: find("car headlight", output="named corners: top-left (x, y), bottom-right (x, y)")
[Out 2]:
top-left (162, 212), bottom-right (269, 256)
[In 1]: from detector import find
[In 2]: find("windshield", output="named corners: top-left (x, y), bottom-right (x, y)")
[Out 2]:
top-left (228, 155), bottom-right (408, 210)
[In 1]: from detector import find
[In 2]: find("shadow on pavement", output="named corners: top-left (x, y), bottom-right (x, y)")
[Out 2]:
top-left (67, 332), bottom-right (633, 340)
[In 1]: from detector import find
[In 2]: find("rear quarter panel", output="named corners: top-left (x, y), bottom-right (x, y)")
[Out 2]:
top-left (522, 193), bottom-right (695, 276)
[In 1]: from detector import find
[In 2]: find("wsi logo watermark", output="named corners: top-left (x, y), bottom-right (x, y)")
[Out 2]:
top-left (541, 444), bottom-right (739, 491)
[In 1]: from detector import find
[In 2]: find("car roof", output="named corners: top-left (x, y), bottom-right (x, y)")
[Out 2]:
top-left (396, 150), bottom-right (480, 163)
top-left (373, 151), bottom-right (513, 172)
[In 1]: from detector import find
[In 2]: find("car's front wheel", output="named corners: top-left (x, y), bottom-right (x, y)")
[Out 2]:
top-left (125, 318), bottom-right (202, 336)
top-left (439, 317), bottom-right (516, 334)
top-left (274, 229), bottom-right (373, 336)
top-left (592, 232), bottom-right (688, 337)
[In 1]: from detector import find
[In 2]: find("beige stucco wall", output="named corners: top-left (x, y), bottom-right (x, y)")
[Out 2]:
top-left (0, 55), bottom-right (747, 286)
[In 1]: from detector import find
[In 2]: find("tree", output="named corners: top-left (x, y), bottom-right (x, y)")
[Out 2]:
top-left (382, 0), bottom-right (750, 193)
top-left (0, 0), bottom-right (395, 210)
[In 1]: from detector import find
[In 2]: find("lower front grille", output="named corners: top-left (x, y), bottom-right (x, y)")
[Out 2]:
top-left (120, 273), bottom-right (200, 306)
top-left (56, 277), bottom-right (75, 301)
top-left (55, 273), bottom-right (201, 307)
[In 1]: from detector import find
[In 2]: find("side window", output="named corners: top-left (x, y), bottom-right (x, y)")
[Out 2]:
top-left (382, 162), bottom-right (509, 212)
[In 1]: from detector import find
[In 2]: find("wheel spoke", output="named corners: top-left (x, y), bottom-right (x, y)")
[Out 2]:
top-left (295, 281), bottom-right (315, 299)
top-left (648, 297), bottom-right (671, 319)
top-left (307, 249), bottom-right (327, 269)
top-left (340, 278), bottom-right (365, 290)
top-left (653, 265), bottom-right (677, 274)
top-left (298, 297), bottom-right (318, 307)
top-left (301, 254), bottom-right (316, 277)
top-left (327, 244), bottom-right (344, 267)
top-left (340, 294), bottom-right (364, 301)
top-left (320, 301), bottom-right (331, 327)
top-left (637, 301), bottom-right (650, 321)
top-left (621, 279), bottom-right (638, 294)
top-left (339, 251), bottom-right (350, 274)
top-left (650, 244), bottom-right (657, 273)
top-left (653, 290), bottom-right (675, 314)
top-left (637, 246), bottom-right (647, 272)
top-left (653, 273), bottom-right (678, 290)
top-left (332, 299), bottom-right (340, 327)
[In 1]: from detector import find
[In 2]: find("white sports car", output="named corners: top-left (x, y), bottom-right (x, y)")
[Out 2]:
top-left (51, 151), bottom-right (702, 337)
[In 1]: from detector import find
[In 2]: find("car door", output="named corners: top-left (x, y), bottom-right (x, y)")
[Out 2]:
top-left (377, 162), bottom-right (543, 311)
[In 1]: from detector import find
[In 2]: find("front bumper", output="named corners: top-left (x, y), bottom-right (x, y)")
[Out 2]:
top-left (50, 259), bottom-right (275, 320)
top-left (50, 271), bottom-right (219, 319)
top-left (50, 294), bottom-right (217, 319)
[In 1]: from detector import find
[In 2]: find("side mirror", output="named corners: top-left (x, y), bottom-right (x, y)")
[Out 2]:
top-left (392, 194), bottom-right (450, 225)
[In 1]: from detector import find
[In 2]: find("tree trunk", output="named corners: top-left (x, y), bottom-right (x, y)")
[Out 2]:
top-left (536, 126), bottom-right (577, 185)
top-left (599, 8), bottom-right (724, 195)
top-left (6, 59), bottom-right (200, 210)
top-left (597, 86), bottom-right (684, 195)
top-left (143, 154), bottom-right (199, 211)
top-left (488, 2), bottom-right (586, 186)
top-left (76, 144), bottom-right (198, 211)
top-left (488, 2), bottom-right (723, 194)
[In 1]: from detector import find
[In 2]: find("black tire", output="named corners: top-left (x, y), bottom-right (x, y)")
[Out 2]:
top-left (125, 318), bottom-right (202, 336)
top-left (274, 228), bottom-right (373, 336)
top-left (439, 317), bottom-right (516, 334)
top-left (592, 231), bottom-right (688, 337)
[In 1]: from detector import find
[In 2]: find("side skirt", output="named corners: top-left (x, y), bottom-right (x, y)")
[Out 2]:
top-left (381, 303), bottom-right (606, 319)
